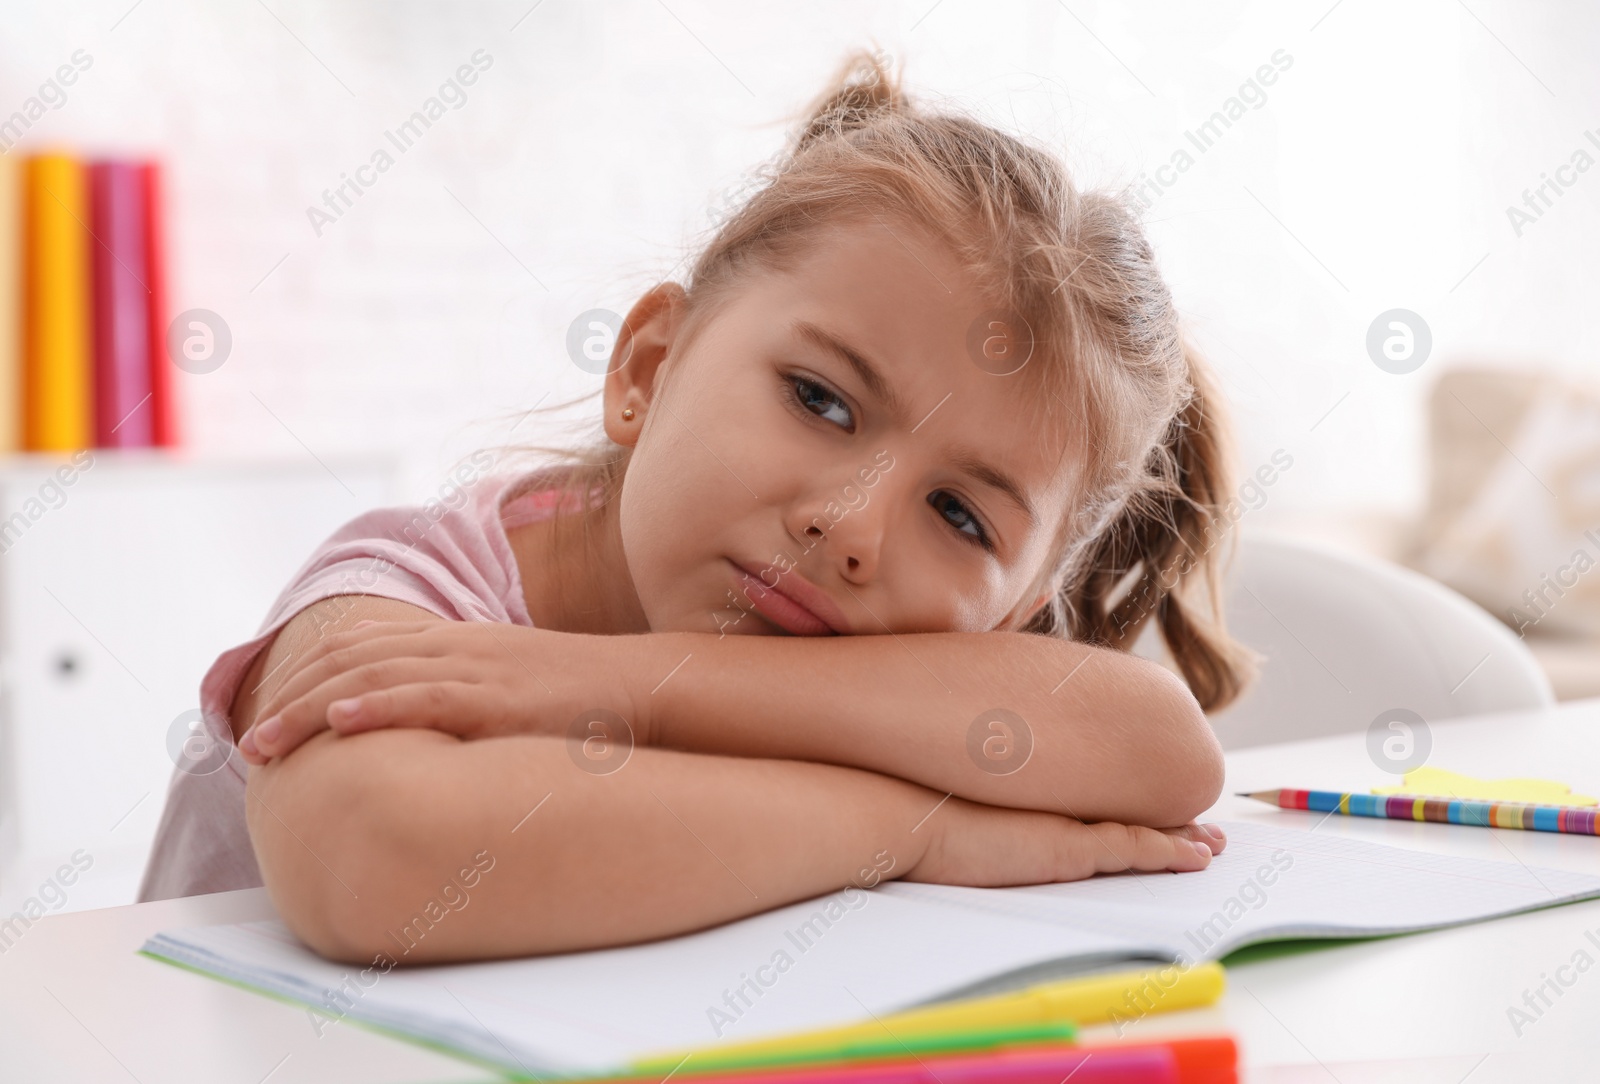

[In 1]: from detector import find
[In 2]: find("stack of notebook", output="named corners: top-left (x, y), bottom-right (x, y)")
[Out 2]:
top-left (0, 151), bottom-right (177, 453)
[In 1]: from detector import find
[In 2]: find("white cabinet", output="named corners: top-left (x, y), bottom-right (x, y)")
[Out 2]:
top-left (0, 452), bottom-right (395, 915)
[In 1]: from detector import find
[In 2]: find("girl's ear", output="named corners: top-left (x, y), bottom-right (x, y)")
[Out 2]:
top-left (603, 282), bottom-right (688, 449)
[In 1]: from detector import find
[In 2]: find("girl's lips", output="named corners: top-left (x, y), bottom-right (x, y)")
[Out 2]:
top-left (730, 563), bottom-right (838, 636)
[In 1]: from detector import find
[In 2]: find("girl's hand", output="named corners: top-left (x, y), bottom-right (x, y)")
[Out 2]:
top-left (906, 795), bottom-right (1226, 886)
top-left (238, 620), bottom-right (646, 765)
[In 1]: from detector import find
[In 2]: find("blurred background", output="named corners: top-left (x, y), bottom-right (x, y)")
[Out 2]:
top-left (1, 1), bottom-right (1596, 914)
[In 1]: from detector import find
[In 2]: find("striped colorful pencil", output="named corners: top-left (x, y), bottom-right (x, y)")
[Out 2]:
top-left (1238, 788), bottom-right (1600, 835)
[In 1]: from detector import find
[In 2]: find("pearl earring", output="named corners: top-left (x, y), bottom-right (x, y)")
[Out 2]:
top-left (622, 408), bottom-right (636, 421)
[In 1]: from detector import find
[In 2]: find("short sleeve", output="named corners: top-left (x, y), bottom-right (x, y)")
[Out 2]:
top-left (138, 468), bottom-right (549, 902)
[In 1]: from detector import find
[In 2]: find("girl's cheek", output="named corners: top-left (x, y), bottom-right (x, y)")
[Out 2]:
top-left (954, 575), bottom-right (1018, 632)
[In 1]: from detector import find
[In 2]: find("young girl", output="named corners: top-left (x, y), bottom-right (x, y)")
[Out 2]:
top-left (138, 51), bottom-right (1251, 964)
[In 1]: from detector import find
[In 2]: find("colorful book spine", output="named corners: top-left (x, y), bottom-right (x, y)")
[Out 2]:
top-left (89, 160), bottom-right (153, 447)
top-left (0, 153), bottom-right (19, 452)
top-left (22, 153), bottom-right (94, 451)
top-left (143, 159), bottom-right (178, 447)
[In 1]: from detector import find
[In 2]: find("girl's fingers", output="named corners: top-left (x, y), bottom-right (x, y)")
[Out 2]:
top-left (239, 704), bottom-right (328, 765)
top-left (1156, 821), bottom-right (1228, 855)
top-left (242, 655), bottom-right (470, 763)
top-left (322, 681), bottom-right (486, 736)
top-left (1189, 821), bottom-right (1228, 854)
top-left (252, 622), bottom-right (446, 726)
top-left (908, 801), bottom-right (1226, 889)
top-left (1068, 822), bottom-right (1216, 878)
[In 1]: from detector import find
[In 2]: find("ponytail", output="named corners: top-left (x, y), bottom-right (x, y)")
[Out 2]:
top-left (792, 49), bottom-right (905, 152)
top-left (1032, 340), bottom-right (1255, 712)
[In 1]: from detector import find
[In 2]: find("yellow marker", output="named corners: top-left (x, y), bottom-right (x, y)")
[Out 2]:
top-left (1370, 767), bottom-right (1597, 807)
top-left (629, 961), bottom-right (1224, 1073)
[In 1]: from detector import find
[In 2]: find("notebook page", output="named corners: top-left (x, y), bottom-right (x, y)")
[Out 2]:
top-left (141, 821), bottom-right (1600, 1076)
top-left (879, 821), bottom-right (1600, 991)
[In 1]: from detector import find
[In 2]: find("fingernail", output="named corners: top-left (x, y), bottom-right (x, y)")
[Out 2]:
top-left (1201, 823), bottom-right (1225, 840)
top-left (329, 698), bottom-right (362, 722)
top-left (255, 715), bottom-right (282, 745)
top-left (239, 729), bottom-right (259, 758)
top-left (353, 620), bottom-right (376, 629)
top-left (1191, 841), bottom-right (1211, 859)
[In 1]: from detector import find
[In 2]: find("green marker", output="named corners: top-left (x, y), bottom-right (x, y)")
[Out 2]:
top-left (596, 1020), bottom-right (1078, 1080)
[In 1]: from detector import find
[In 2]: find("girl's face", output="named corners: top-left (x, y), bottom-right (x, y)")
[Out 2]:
top-left (606, 217), bottom-right (1078, 637)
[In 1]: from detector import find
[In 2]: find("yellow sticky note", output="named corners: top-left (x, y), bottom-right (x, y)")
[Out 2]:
top-left (1372, 767), bottom-right (1597, 806)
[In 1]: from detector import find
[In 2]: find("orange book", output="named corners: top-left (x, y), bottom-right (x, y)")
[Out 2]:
top-left (0, 152), bottom-right (20, 452)
top-left (23, 153), bottom-right (94, 451)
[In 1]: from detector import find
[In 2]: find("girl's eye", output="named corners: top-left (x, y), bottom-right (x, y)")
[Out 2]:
top-left (928, 491), bottom-right (994, 552)
top-left (786, 375), bottom-right (855, 431)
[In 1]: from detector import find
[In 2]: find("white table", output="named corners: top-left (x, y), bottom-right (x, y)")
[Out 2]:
top-left (6, 700), bottom-right (1600, 1083)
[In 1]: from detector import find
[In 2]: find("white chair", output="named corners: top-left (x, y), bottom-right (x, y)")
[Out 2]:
top-left (1132, 532), bottom-right (1555, 750)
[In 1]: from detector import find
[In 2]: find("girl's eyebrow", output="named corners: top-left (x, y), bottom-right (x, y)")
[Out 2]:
top-left (788, 319), bottom-right (1038, 530)
top-left (790, 319), bottom-right (911, 427)
top-left (945, 446), bottom-right (1038, 529)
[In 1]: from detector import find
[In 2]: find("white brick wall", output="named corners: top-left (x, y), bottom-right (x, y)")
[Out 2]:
top-left (1, 0), bottom-right (1594, 519)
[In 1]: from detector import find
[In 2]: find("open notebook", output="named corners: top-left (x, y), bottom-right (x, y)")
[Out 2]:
top-left (142, 821), bottom-right (1600, 1077)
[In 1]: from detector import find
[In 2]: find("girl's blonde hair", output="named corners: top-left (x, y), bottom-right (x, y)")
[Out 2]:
top-left (490, 49), bottom-right (1254, 712)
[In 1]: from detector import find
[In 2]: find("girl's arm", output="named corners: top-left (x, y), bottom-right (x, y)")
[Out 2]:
top-left (242, 618), bottom-right (1222, 830)
top-left (251, 720), bottom-right (1221, 965)
top-left (642, 629), bottom-right (1223, 829)
top-left (253, 726), bottom-right (935, 962)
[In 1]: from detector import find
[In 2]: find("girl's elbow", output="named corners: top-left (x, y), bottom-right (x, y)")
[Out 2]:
top-left (253, 818), bottom-right (382, 964)
top-left (286, 897), bottom-right (375, 965)
top-left (1162, 728), bottom-right (1226, 826)
top-left (1140, 661), bottom-right (1227, 825)
top-left (247, 741), bottom-right (406, 964)
top-left (253, 730), bottom-right (561, 965)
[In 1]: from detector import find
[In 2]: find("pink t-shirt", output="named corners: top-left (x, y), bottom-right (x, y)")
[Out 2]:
top-left (137, 464), bottom-right (593, 902)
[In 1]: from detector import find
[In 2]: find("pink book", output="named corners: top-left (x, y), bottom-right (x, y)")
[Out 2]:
top-left (143, 159), bottom-right (179, 447)
top-left (89, 160), bottom-right (153, 447)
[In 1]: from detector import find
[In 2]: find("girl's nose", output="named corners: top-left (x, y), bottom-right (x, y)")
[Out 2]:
top-left (792, 498), bottom-right (884, 583)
